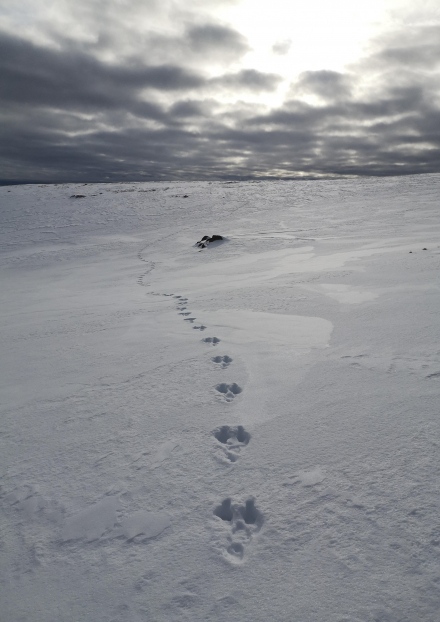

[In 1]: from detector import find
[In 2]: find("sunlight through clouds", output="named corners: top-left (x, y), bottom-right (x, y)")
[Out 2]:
top-left (0, 0), bottom-right (440, 181)
top-left (218, 0), bottom-right (440, 75)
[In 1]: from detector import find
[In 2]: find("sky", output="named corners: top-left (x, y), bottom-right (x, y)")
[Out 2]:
top-left (1, 0), bottom-right (440, 182)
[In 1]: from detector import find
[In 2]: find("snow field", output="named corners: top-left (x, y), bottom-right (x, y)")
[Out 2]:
top-left (1, 177), bottom-right (440, 621)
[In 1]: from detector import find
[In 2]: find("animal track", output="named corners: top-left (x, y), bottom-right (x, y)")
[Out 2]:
top-left (193, 325), bottom-right (206, 330)
top-left (136, 261), bottom-right (156, 287)
top-left (137, 248), bottom-right (156, 287)
top-left (184, 317), bottom-right (196, 323)
top-left (212, 355), bottom-right (232, 368)
top-left (176, 297), bottom-right (190, 314)
top-left (215, 383), bottom-right (242, 402)
top-left (342, 351), bottom-right (440, 378)
top-left (213, 425), bottom-right (250, 461)
top-left (214, 425), bottom-right (250, 445)
top-left (213, 497), bottom-right (263, 563)
top-left (203, 337), bottom-right (220, 345)
top-left (214, 498), bottom-right (233, 521)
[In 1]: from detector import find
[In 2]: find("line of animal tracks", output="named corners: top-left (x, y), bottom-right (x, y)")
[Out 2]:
top-left (147, 282), bottom-right (262, 563)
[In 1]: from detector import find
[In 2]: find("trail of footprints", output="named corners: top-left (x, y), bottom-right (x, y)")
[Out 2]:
top-left (136, 251), bottom-right (155, 287)
top-left (172, 295), bottom-right (242, 397)
top-left (156, 292), bottom-right (262, 562)
top-left (175, 297), bottom-right (206, 330)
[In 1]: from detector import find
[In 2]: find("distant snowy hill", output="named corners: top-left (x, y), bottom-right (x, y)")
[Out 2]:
top-left (1, 176), bottom-right (440, 621)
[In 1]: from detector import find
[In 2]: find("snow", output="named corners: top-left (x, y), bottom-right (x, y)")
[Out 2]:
top-left (151, 440), bottom-right (179, 468)
top-left (1, 176), bottom-right (440, 620)
top-left (118, 510), bottom-right (171, 541)
top-left (62, 496), bottom-right (120, 542)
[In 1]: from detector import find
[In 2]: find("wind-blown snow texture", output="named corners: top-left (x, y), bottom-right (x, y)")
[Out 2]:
top-left (1, 176), bottom-right (440, 621)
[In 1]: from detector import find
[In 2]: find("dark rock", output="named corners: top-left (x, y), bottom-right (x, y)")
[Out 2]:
top-left (423, 248), bottom-right (427, 250)
top-left (196, 235), bottom-right (223, 248)
top-left (70, 194), bottom-right (86, 198)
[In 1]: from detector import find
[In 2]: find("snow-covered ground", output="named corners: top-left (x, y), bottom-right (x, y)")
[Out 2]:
top-left (1, 176), bottom-right (440, 621)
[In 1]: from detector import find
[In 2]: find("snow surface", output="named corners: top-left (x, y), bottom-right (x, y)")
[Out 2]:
top-left (1, 176), bottom-right (440, 621)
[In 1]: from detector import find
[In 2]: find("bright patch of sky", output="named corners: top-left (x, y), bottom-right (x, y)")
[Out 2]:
top-left (217, 0), bottom-right (440, 82)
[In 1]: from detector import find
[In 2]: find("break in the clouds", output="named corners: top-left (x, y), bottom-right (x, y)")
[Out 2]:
top-left (0, 0), bottom-right (439, 182)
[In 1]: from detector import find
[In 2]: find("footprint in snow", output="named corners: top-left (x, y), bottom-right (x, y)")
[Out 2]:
top-left (193, 325), bottom-right (207, 331)
top-left (215, 382), bottom-right (242, 402)
top-left (203, 337), bottom-right (220, 345)
top-left (212, 355), bottom-right (232, 369)
top-left (213, 497), bottom-right (263, 563)
top-left (213, 425), bottom-right (250, 462)
top-left (184, 317), bottom-right (196, 323)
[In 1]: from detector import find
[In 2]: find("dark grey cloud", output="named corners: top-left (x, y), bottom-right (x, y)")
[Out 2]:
top-left (186, 23), bottom-right (250, 56)
top-left (0, 31), bottom-right (279, 111)
top-left (373, 25), bottom-right (440, 70)
top-left (0, 33), bottom-right (203, 109)
top-left (1, 20), bottom-right (440, 183)
top-left (168, 100), bottom-right (206, 118)
top-left (211, 69), bottom-right (282, 91)
top-left (294, 70), bottom-right (352, 101)
top-left (125, 21), bottom-right (251, 67)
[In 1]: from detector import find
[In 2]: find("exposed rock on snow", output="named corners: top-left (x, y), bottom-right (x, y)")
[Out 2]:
top-left (195, 234), bottom-right (223, 248)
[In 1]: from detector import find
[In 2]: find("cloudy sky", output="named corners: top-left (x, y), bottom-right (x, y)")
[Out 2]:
top-left (1, 0), bottom-right (440, 182)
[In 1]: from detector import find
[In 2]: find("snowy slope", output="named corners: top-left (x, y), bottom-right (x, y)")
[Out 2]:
top-left (1, 176), bottom-right (440, 621)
